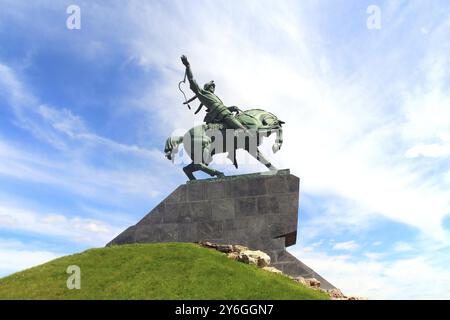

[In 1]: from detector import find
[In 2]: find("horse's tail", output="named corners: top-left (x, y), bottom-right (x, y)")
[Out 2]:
top-left (164, 136), bottom-right (183, 162)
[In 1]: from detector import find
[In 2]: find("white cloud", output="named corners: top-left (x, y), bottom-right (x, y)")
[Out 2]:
top-left (0, 63), bottom-right (182, 204)
top-left (290, 246), bottom-right (450, 299)
top-left (0, 238), bottom-right (64, 277)
top-left (0, 214), bottom-right (15, 227)
top-left (37, 104), bottom-right (87, 138)
top-left (0, 138), bottom-right (166, 203)
top-left (393, 242), bottom-right (413, 253)
top-left (364, 252), bottom-right (385, 260)
top-left (0, 63), bottom-right (31, 105)
top-left (405, 141), bottom-right (450, 158)
top-left (0, 248), bottom-right (62, 278)
top-left (0, 205), bottom-right (122, 246)
top-left (0, 62), bottom-right (165, 160)
top-left (332, 240), bottom-right (360, 251)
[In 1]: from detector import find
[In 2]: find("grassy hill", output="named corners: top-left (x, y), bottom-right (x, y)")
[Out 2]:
top-left (0, 243), bottom-right (329, 300)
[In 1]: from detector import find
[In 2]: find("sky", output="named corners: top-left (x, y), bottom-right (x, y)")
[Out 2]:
top-left (0, 0), bottom-right (449, 299)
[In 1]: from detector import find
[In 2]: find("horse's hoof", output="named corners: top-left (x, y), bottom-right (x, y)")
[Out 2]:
top-left (215, 172), bottom-right (225, 178)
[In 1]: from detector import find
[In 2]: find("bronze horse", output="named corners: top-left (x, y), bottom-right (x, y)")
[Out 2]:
top-left (164, 108), bottom-right (284, 180)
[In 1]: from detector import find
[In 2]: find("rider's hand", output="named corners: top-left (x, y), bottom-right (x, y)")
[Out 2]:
top-left (181, 55), bottom-right (190, 67)
top-left (228, 106), bottom-right (239, 113)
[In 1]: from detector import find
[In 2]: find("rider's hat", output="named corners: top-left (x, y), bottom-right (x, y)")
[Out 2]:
top-left (203, 80), bottom-right (215, 91)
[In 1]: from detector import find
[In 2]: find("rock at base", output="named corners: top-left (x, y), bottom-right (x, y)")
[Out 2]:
top-left (262, 266), bottom-right (283, 274)
top-left (238, 250), bottom-right (271, 267)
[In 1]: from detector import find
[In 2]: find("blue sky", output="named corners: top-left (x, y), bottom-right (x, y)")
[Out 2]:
top-left (1, 0), bottom-right (450, 299)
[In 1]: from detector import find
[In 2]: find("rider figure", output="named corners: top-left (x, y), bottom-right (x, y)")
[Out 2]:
top-left (180, 55), bottom-right (251, 134)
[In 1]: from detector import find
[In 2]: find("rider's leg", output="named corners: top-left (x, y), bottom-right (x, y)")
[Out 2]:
top-left (222, 114), bottom-right (253, 136)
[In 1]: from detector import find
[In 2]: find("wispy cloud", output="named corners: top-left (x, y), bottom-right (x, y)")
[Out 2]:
top-left (291, 245), bottom-right (450, 299)
top-left (406, 139), bottom-right (450, 158)
top-left (0, 238), bottom-right (65, 277)
top-left (0, 204), bottom-right (121, 245)
top-left (393, 242), bottom-right (413, 253)
top-left (0, 247), bottom-right (62, 278)
top-left (332, 240), bottom-right (360, 251)
top-left (0, 62), bottom-right (180, 203)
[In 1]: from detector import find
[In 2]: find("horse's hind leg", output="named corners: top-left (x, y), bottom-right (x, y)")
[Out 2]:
top-left (183, 163), bottom-right (197, 180)
top-left (198, 163), bottom-right (225, 178)
top-left (183, 162), bottom-right (225, 181)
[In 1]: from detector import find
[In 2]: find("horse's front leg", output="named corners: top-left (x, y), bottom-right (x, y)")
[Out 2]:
top-left (250, 147), bottom-right (278, 172)
top-left (183, 163), bottom-right (197, 180)
top-left (272, 127), bottom-right (283, 153)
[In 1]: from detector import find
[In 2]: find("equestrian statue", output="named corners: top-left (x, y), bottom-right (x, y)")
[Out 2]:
top-left (164, 55), bottom-right (284, 180)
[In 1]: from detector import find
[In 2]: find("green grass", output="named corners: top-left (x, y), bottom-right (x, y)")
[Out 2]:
top-left (0, 243), bottom-right (329, 300)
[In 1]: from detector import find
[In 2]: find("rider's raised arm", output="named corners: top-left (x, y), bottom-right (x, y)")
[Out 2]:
top-left (186, 64), bottom-right (201, 94)
top-left (181, 55), bottom-right (201, 94)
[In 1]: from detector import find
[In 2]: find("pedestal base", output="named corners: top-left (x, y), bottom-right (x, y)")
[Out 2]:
top-left (107, 169), bottom-right (335, 289)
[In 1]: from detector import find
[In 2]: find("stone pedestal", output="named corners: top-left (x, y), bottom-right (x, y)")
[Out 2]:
top-left (107, 169), bottom-right (335, 289)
